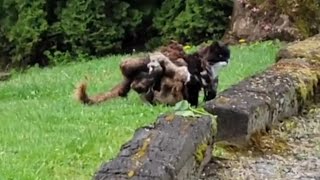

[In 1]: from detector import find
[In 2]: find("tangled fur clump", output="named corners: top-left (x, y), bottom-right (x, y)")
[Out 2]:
top-left (158, 40), bottom-right (186, 61)
top-left (74, 40), bottom-right (230, 106)
top-left (147, 51), bottom-right (191, 105)
top-left (148, 51), bottom-right (190, 83)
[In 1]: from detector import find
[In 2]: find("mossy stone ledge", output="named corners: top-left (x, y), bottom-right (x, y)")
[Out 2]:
top-left (205, 34), bottom-right (320, 146)
top-left (93, 34), bottom-right (320, 179)
top-left (94, 115), bottom-right (215, 180)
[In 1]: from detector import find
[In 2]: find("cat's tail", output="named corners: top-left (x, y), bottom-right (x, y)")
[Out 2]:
top-left (74, 79), bottom-right (131, 105)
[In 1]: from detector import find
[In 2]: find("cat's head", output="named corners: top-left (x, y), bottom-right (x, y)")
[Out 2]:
top-left (200, 41), bottom-right (230, 66)
top-left (199, 41), bottom-right (231, 78)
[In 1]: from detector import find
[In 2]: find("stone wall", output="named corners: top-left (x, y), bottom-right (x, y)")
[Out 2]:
top-left (93, 34), bottom-right (320, 180)
top-left (205, 34), bottom-right (320, 146)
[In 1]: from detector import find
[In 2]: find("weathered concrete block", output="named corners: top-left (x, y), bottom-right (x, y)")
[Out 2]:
top-left (276, 33), bottom-right (320, 86)
top-left (93, 35), bottom-right (320, 180)
top-left (94, 114), bottom-right (215, 180)
top-left (276, 34), bottom-right (320, 62)
top-left (205, 69), bottom-right (299, 144)
top-left (205, 35), bottom-right (320, 146)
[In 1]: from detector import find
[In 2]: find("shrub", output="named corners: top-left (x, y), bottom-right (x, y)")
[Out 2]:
top-left (0, 0), bottom-right (163, 68)
top-left (45, 0), bottom-right (145, 64)
top-left (0, 0), bottom-right (233, 69)
top-left (152, 0), bottom-right (233, 45)
top-left (0, 0), bottom-right (48, 67)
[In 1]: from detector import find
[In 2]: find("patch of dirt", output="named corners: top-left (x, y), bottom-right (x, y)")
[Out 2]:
top-left (202, 104), bottom-right (320, 180)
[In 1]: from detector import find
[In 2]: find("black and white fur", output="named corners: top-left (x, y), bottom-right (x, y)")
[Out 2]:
top-left (145, 41), bottom-right (231, 107)
top-left (184, 41), bottom-right (230, 106)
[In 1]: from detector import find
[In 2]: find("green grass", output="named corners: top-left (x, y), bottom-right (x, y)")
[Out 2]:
top-left (0, 41), bottom-right (281, 179)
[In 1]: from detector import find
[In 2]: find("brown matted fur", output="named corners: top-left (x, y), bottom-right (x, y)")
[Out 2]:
top-left (74, 40), bottom-right (230, 106)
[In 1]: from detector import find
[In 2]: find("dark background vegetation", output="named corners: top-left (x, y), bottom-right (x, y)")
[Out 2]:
top-left (1, 0), bottom-right (320, 70)
top-left (0, 0), bottom-right (233, 69)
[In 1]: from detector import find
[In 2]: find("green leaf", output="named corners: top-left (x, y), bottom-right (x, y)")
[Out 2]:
top-left (193, 107), bottom-right (207, 114)
top-left (173, 100), bottom-right (190, 111)
top-left (174, 110), bottom-right (195, 117)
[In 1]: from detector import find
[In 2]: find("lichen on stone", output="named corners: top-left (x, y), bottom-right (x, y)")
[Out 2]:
top-left (164, 114), bottom-right (176, 122)
top-left (249, 129), bottom-right (290, 155)
top-left (215, 96), bottom-right (232, 105)
top-left (277, 34), bottom-right (320, 61)
top-left (211, 127), bottom-right (291, 160)
top-left (194, 138), bottom-right (209, 164)
top-left (272, 59), bottom-right (319, 101)
top-left (127, 136), bottom-right (153, 178)
top-left (127, 170), bottom-right (135, 178)
top-left (132, 136), bottom-right (152, 161)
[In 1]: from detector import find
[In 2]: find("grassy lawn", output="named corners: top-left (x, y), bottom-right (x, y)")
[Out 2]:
top-left (0, 41), bottom-right (281, 179)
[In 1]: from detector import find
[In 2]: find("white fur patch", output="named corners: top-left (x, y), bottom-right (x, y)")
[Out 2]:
top-left (147, 55), bottom-right (162, 74)
top-left (201, 77), bottom-right (207, 86)
top-left (148, 51), bottom-right (191, 84)
top-left (210, 61), bottom-right (228, 79)
top-left (149, 52), bottom-right (169, 63)
top-left (200, 71), bottom-right (207, 76)
top-left (185, 70), bottom-right (191, 84)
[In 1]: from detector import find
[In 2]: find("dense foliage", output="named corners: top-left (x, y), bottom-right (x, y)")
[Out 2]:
top-left (0, 0), bottom-right (233, 69)
top-left (153, 0), bottom-right (233, 45)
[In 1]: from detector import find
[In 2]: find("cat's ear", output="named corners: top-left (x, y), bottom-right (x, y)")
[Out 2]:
top-left (221, 41), bottom-right (229, 47)
top-left (147, 53), bottom-right (152, 60)
top-left (210, 41), bottom-right (228, 52)
top-left (198, 45), bottom-right (210, 57)
top-left (218, 41), bottom-right (229, 47)
top-left (213, 41), bottom-right (220, 46)
top-left (212, 40), bottom-right (227, 48)
top-left (208, 41), bottom-right (219, 51)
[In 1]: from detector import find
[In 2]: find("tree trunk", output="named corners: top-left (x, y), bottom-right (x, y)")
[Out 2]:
top-left (222, 0), bottom-right (320, 44)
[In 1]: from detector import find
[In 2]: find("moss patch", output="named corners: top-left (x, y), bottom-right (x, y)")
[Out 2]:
top-left (212, 126), bottom-right (292, 160)
top-left (164, 114), bottom-right (176, 122)
top-left (132, 137), bottom-right (152, 161)
top-left (278, 34), bottom-right (320, 61)
top-left (272, 59), bottom-right (319, 101)
top-left (214, 96), bottom-right (232, 105)
top-left (128, 135), bottom-right (153, 177)
top-left (249, 129), bottom-right (290, 155)
top-left (195, 139), bottom-right (209, 164)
